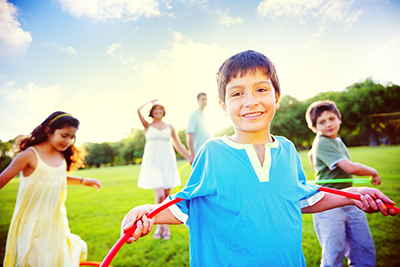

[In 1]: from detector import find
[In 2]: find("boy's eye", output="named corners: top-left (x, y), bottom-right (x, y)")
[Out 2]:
top-left (256, 87), bottom-right (267, 92)
top-left (231, 92), bottom-right (242, 97)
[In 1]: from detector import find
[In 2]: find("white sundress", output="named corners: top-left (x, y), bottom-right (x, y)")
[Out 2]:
top-left (137, 125), bottom-right (181, 189)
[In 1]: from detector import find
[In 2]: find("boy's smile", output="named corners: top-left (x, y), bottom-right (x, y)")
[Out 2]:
top-left (219, 69), bottom-right (280, 144)
top-left (315, 110), bottom-right (341, 138)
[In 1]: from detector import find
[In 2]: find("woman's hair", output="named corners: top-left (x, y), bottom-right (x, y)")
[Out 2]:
top-left (148, 105), bottom-right (166, 118)
top-left (16, 111), bottom-right (83, 171)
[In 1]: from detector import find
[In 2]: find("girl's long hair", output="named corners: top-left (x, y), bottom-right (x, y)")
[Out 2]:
top-left (16, 111), bottom-right (83, 171)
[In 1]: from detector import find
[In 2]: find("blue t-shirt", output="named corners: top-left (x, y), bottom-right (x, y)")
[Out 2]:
top-left (169, 136), bottom-right (322, 267)
top-left (186, 110), bottom-right (211, 155)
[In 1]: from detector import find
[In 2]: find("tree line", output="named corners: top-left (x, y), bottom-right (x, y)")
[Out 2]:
top-left (0, 77), bottom-right (399, 170)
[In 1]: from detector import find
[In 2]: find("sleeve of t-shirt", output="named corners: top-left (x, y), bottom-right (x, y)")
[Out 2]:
top-left (186, 112), bottom-right (197, 134)
top-left (316, 139), bottom-right (348, 170)
top-left (292, 143), bottom-right (323, 208)
top-left (168, 141), bottom-right (217, 225)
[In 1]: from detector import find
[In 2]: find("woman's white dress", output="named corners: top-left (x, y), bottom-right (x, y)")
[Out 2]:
top-left (137, 125), bottom-right (181, 189)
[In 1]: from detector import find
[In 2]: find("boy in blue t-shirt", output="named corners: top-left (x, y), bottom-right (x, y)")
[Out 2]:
top-left (306, 100), bottom-right (382, 267)
top-left (121, 50), bottom-right (396, 266)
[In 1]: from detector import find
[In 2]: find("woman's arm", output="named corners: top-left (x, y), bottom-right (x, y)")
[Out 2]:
top-left (67, 175), bottom-right (102, 191)
top-left (137, 101), bottom-right (153, 129)
top-left (170, 125), bottom-right (190, 161)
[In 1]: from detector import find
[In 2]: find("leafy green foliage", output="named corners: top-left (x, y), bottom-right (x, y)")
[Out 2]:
top-left (0, 140), bottom-right (13, 173)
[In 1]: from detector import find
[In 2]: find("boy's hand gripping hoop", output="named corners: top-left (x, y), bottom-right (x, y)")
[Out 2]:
top-left (100, 197), bottom-right (184, 267)
top-left (100, 187), bottom-right (399, 267)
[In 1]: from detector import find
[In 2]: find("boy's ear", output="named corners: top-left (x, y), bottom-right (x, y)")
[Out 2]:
top-left (275, 94), bottom-right (280, 109)
top-left (219, 100), bottom-right (228, 117)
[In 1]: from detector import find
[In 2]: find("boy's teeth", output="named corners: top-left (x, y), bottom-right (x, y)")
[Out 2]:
top-left (244, 112), bottom-right (262, 117)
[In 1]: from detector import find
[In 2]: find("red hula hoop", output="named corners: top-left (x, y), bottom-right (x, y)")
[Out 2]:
top-left (318, 187), bottom-right (400, 213)
top-left (100, 197), bottom-right (184, 267)
top-left (100, 187), bottom-right (399, 267)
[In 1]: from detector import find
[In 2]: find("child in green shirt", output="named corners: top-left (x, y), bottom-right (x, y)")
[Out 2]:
top-left (306, 100), bottom-right (381, 267)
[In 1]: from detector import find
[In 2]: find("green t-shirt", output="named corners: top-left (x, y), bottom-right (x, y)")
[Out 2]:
top-left (311, 134), bottom-right (353, 189)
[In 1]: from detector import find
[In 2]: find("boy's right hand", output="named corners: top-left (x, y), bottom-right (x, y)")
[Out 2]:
top-left (370, 174), bottom-right (381, 185)
top-left (121, 205), bottom-right (155, 244)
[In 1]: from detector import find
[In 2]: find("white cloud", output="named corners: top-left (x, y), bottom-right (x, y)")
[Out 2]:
top-left (57, 0), bottom-right (161, 22)
top-left (0, 81), bottom-right (65, 140)
top-left (59, 46), bottom-right (77, 54)
top-left (366, 33), bottom-right (400, 85)
top-left (1, 82), bottom-right (63, 113)
top-left (0, 0), bottom-right (32, 57)
top-left (107, 42), bottom-right (121, 54)
top-left (217, 10), bottom-right (244, 26)
top-left (140, 30), bottom-right (231, 134)
top-left (257, 0), bottom-right (363, 43)
top-left (107, 42), bottom-right (134, 64)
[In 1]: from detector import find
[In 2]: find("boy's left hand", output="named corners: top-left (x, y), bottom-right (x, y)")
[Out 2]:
top-left (346, 187), bottom-right (397, 216)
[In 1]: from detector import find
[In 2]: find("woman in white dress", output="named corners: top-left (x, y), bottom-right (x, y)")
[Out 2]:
top-left (137, 99), bottom-right (191, 240)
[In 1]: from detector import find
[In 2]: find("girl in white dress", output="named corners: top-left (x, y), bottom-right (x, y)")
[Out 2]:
top-left (137, 99), bottom-right (191, 240)
top-left (0, 111), bottom-right (102, 267)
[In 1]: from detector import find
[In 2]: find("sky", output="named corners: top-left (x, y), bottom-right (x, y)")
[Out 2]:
top-left (1, 0), bottom-right (399, 146)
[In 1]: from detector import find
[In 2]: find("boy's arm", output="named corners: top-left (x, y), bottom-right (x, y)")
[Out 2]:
top-left (121, 203), bottom-right (183, 244)
top-left (307, 149), bottom-right (316, 171)
top-left (302, 187), bottom-right (397, 216)
top-left (336, 159), bottom-right (381, 185)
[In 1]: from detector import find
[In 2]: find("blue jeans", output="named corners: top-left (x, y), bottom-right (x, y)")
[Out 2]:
top-left (313, 206), bottom-right (375, 267)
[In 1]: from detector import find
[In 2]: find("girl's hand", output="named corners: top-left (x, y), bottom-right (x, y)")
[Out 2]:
top-left (347, 187), bottom-right (397, 216)
top-left (82, 178), bottom-right (102, 191)
top-left (121, 205), bottom-right (155, 244)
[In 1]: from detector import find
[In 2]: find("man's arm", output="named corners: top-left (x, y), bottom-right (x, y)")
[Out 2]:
top-left (336, 159), bottom-right (381, 185)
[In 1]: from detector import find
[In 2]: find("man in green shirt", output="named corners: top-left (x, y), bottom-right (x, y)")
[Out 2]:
top-left (186, 92), bottom-right (211, 163)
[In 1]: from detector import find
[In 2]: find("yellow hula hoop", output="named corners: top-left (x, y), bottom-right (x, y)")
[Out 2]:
top-left (175, 162), bottom-right (191, 192)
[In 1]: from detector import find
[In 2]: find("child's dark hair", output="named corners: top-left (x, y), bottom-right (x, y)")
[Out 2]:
top-left (148, 105), bottom-right (166, 118)
top-left (216, 50), bottom-right (281, 102)
top-left (16, 111), bottom-right (83, 171)
top-left (305, 100), bottom-right (341, 131)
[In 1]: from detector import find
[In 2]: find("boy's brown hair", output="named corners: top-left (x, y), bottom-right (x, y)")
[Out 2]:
top-left (305, 100), bottom-right (341, 132)
top-left (216, 50), bottom-right (280, 103)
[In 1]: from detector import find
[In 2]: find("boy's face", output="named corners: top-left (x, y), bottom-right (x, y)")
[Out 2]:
top-left (315, 110), bottom-right (341, 138)
top-left (219, 70), bottom-right (280, 137)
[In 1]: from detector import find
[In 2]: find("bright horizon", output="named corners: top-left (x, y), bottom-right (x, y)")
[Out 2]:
top-left (1, 0), bottom-right (399, 146)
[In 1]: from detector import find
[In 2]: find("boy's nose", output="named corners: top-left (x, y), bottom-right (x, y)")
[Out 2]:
top-left (244, 94), bottom-right (259, 107)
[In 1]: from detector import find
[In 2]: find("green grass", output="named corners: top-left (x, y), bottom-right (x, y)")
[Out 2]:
top-left (1, 146), bottom-right (399, 267)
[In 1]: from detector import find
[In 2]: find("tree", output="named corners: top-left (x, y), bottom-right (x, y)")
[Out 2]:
top-left (85, 142), bottom-right (117, 167)
top-left (121, 128), bottom-right (145, 164)
top-left (0, 140), bottom-right (13, 173)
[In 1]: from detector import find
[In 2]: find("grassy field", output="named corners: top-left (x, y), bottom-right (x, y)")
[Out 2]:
top-left (1, 145), bottom-right (399, 267)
